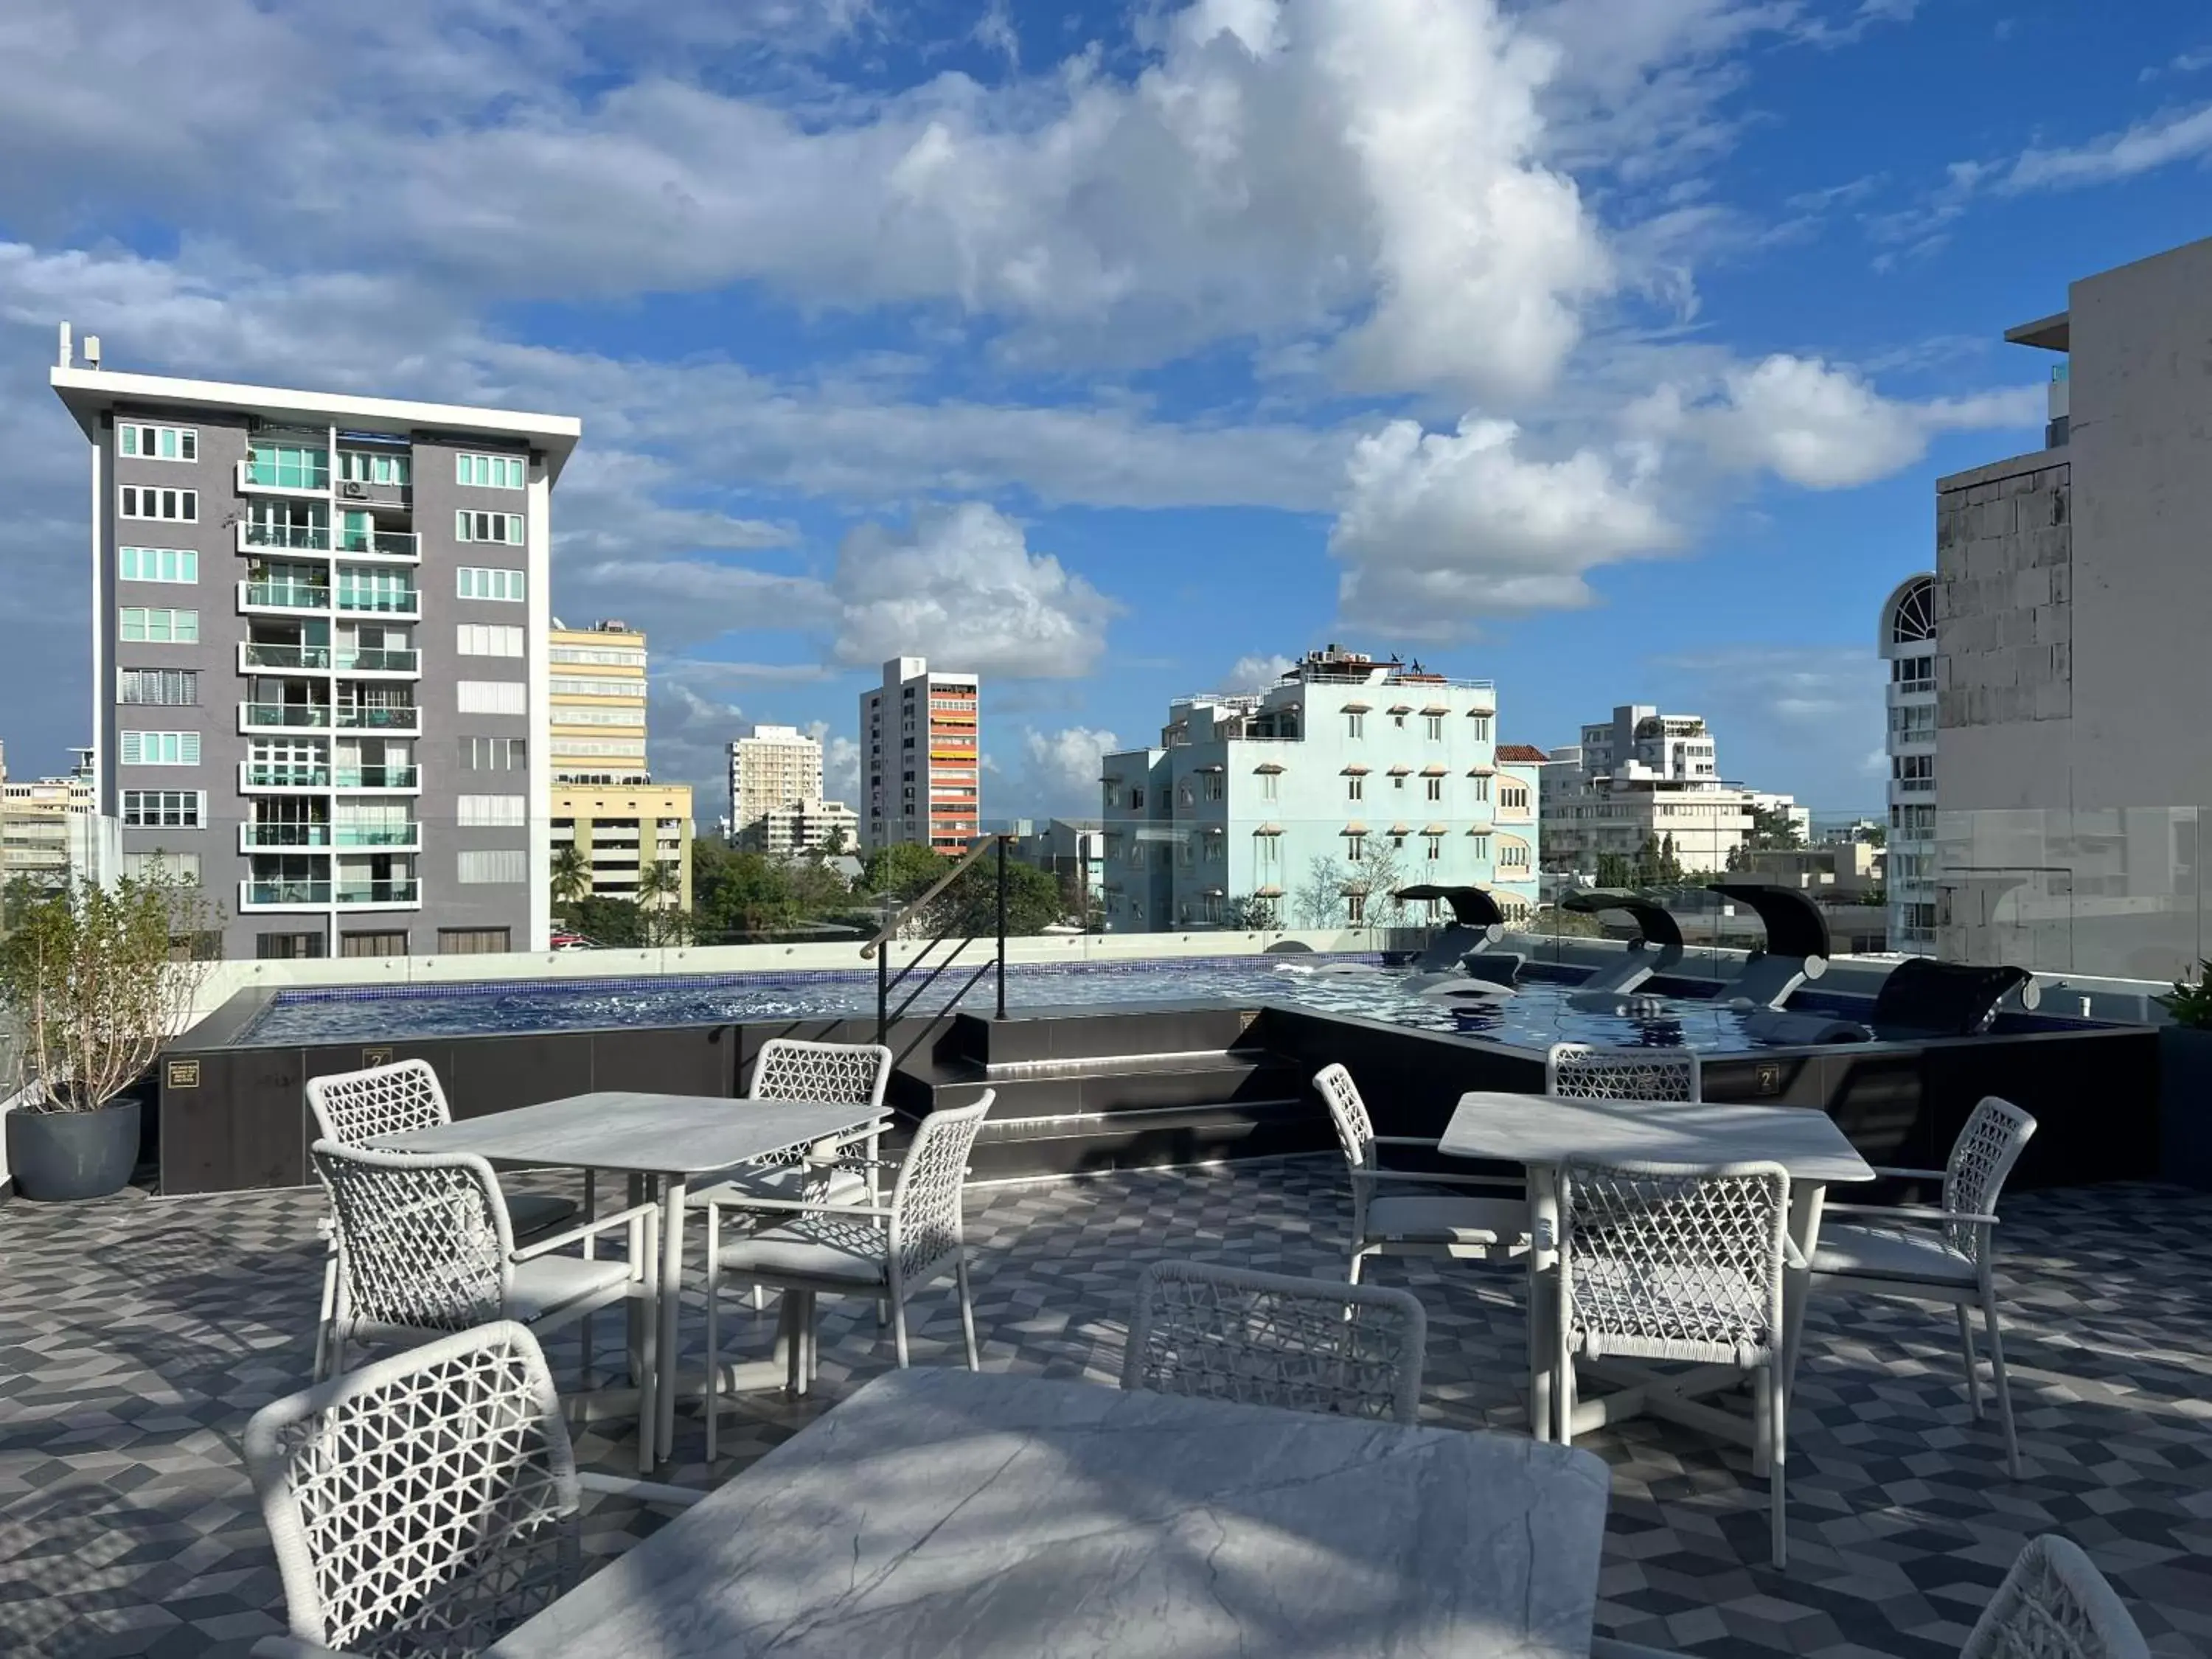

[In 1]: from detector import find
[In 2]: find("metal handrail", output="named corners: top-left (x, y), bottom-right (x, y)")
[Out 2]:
top-left (858, 834), bottom-right (1012, 958)
top-left (865, 834), bottom-right (1015, 1042)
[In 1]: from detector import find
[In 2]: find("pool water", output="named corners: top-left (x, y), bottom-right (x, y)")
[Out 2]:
top-left (234, 955), bottom-right (1767, 1052)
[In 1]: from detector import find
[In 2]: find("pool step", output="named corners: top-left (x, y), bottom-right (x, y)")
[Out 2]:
top-left (946, 1002), bottom-right (1273, 1069)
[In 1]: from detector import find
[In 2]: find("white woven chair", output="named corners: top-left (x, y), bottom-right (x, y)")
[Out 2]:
top-left (1803, 1094), bottom-right (2038, 1477)
top-left (244, 1321), bottom-right (698, 1659)
top-left (311, 1141), bottom-right (656, 1423)
top-left (1591, 1531), bottom-right (2148, 1659)
top-left (1557, 1157), bottom-right (1794, 1567)
top-left (1546, 1043), bottom-right (1702, 1102)
top-left (1122, 1259), bottom-right (1427, 1427)
top-left (1314, 1063), bottom-right (1526, 1284)
top-left (702, 1096), bottom-right (992, 1457)
top-left (306, 1061), bottom-right (578, 1378)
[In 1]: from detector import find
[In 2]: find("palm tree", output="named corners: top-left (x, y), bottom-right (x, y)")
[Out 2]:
top-left (636, 855), bottom-right (683, 911)
top-left (551, 841), bottom-right (591, 912)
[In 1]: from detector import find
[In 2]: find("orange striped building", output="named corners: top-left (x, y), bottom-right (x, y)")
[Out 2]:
top-left (859, 655), bottom-right (980, 854)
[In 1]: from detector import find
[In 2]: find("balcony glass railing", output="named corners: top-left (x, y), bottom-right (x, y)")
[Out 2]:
top-left (246, 880), bottom-right (333, 905)
top-left (242, 522), bottom-right (333, 551)
top-left (243, 582), bottom-right (330, 609)
top-left (334, 766), bottom-right (419, 788)
top-left (245, 765), bottom-right (331, 787)
top-left (333, 823), bottom-right (420, 847)
top-left (246, 824), bottom-right (331, 847)
top-left (335, 647), bottom-right (420, 672)
top-left (336, 530), bottom-right (420, 558)
top-left (336, 880), bottom-right (420, 905)
top-left (246, 456), bottom-right (330, 490)
top-left (244, 643), bottom-right (331, 669)
top-left (336, 706), bottom-right (419, 731)
top-left (243, 703), bottom-right (332, 728)
top-left (336, 589), bottom-right (420, 613)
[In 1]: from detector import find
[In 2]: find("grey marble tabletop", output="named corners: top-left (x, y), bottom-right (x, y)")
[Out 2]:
top-left (487, 1368), bottom-right (1613, 1658)
top-left (1441, 1091), bottom-right (1876, 1183)
top-left (372, 1092), bottom-right (877, 1176)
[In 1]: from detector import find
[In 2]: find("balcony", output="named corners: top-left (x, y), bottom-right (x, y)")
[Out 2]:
top-left (335, 647), bottom-right (420, 675)
top-left (335, 879), bottom-right (420, 906)
top-left (240, 763), bottom-right (332, 790)
top-left (240, 701), bottom-right (332, 731)
top-left (236, 457), bottom-right (330, 495)
top-left (237, 521), bottom-right (333, 554)
top-left (240, 581), bottom-right (330, 613)
top-left (240, 823), bottom-right (331, 850)
top-left (335, 588), bottom-right (420, 618)
top-left (240, 641), bottom-right (331, 672)
top-left (335, 529), bottom-right (420, 562)
top-left (336, 706), bottom-right (419, 731)
top-left (333, 821), bottom-right (420, 849)
top-left (334, 765), bottom-right (420, 791)
top-left (240, 877), bottom-right (332, 908)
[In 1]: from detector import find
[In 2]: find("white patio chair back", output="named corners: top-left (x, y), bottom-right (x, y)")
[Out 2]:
top-left (1546, 1043), bottom-right (1702, 1103)
top-left (748, 1038), bottom-right (893, 1109)
top-left (1557, 1158), bottom-right (1787, 1366)
top-left (888, 1099), bottom-right (990, 1296)
top-left (1315, 1062), bottom-right (1376, 1169)
top-left (307, 1059), bottom-right (450, 1145)
top-left (313, 1141), bottom-right (516, 1335)
top-left (1961, 1534), bottom-right (2151, 1659)
top-left (244, 1320), bottom-right (581, 1658)
top-left (1123, 1259), bottom-right (1427, 1426)
top-left (1944, 1096), bottom-right (2037, 1262)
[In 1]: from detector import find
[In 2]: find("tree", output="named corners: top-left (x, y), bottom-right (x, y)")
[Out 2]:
top-left (563, 894), bottom-right (648, 948)
top-left (1351, 842), bottom-right (1411, 933)
top-left (863, 842), bottom-right (950, 905)
top-left (692, 840), bottom-right (799, 939)
top-left (1223, 894), bottom-right (1280, 930)
top-left (1293, 854), bottom-right (1349, 928)
top-left (1746, 804), bottom-right (1804, 852)
top-left (1632, 834), bottom-right (1685, 888)
top-left (550, 841), bottom-right (592, 912)
top-left (937, 858), bottom-right (1062, 937)
top-left (821, 823), bottom-right (851, 857)
top-left (1594, 851), bottom-right (1634, 889)
top-left (1860, 823), bottom-right (1888, 849)
top-left (0, 873), bottom-right (215, 1113)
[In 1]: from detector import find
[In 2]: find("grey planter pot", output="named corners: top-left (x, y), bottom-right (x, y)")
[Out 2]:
top-left (6, 1097), bottom-right (142, 1201)
top-left (2157, 1025), bottom-right (2212, 1190)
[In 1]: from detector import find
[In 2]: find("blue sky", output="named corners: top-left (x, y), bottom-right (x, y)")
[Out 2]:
top-left (1, 0), bottom-right (2205, 823)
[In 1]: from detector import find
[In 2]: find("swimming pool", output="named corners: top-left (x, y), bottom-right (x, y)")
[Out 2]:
top-left (233, 955), bottom-right (1774, 1052)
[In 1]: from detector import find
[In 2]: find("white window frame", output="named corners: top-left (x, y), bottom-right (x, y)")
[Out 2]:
top-left (118, 423), bottom-right (198, 462)
top-left (120, 789), bottom-right (206, 828)
top-left (455, 453), bottom-right (527, 490)
top-left (461, 736), bottom-right (529, 771)
top-left (456, 849), bottom-right (529, 884)
top-left (458, 680), bottom-right (527, 716)
top-left (1468, 713), bottom-right (1492, 741)
top-left (1424, 714), bottom-right (1444, 740)
top-left (1425, 777), bottom-right (1444, 801)
top-left (1501, 783), bottom-right (1529, 810)
top-left (456, 623), bottom-right (526, 657)
top-left (118, 485), bottom-right (198, 523)
top-left (118, 667), bottom-right (199, 706)
top-left (122, 850), bottom-right (203, 883)
top-left (456, 566), bottom-right (526, 602)
top-left (119, 730), bottom-right (202, 765)
top-left (1346, 835), bottom-right (1366, 862)
top-left (118, 546), bottom-right (198, 584)
top-left (1346, 775), bottom-right (1363, 801)
top-left (1346, 712), bottom-right (1364, 738)
top-left (455, 510), bottom-right (526, 546)
top-left (456, 794), bottom-right (527, 828)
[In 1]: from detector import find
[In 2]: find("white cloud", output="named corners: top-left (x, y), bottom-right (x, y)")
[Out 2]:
top-left (1999, 101), bottom-right (2212, 192)
top-left (830, 502), bottom-right (1119, 677)
top-left (1012, 725), bottom-right (1119, 817)
top-left (806, 722), bottom-right (863, 804)
top-left (1329, 416), bottom-right (1677, 636)
top-left (1652, 644), bottom-right (1885, 807)
top-left (1222, 653), bottom-right (1296, 692)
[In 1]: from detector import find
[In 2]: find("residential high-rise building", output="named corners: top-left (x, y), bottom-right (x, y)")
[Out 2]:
top-left (1, 743), bottom-right (102, 894)
top-left (50, 335), bottom-right (578, 959)
top-left (741, 799), bottom-right (859, 860)
top-left (1879, 574), bottom-right (1938, 952)
top-left (860, 658), bottom-right (979, 854)
top-left (728, 724), bottom-right (823, 837)
top-left (1099, 646), bottom-right (1535, 931)
top-left (546, 621), bottom-right (691, 911)
top-left (1927, 235), bottom-right (2212, 979)
top-left (1537, 705), bottom-right (1783, 875)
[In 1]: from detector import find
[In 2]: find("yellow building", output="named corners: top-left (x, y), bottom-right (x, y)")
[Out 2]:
top-left (547, 621), bottom-right (692, 911)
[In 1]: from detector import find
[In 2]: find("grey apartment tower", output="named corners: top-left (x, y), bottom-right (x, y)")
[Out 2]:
top-left (49, 332), bottom-right (580, 959)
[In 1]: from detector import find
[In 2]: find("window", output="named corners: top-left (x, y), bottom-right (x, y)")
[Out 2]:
top-left (1348, 775), bottom-right (1366, 802)
top-left (458, 680), bottom-right (527, 715)
top-left (1893, 654), bottom-right (1935, 693)
top-left (338, 451), bottom-right (411, 485)
top-left (121, 790), bottom-right (204, 827)
top-left (1346, 891), bottom-right (1366, 925)
top-left (457, 566), bottom-right (526, 601)
top-left (257, 931), bottom-right (326, 960)
top-left (1259, 771), bottom-right (1279, 801)
top-left (1346, 712), bottom-right (1364, 738)
top-left (549, 645), bottom-right (644, 667)
top-left (457, 624), bottom-right (526, 657)
top-left (455, 511), bottom-right (526, 546)
top-left (1893, 754), bottom-right (1935, 791)
top-left (1500, 841), bottom-right (1530, 869)
top-left (457, 794), bottom-right (526, 827)
top-left (1178, 782), bottom-right (1194, 808)
top-left (1891, 803), bottom-right (1935, 835)
top-left (457, 849), bottom-right (527, 884)
top-left (1469, 832), bottom-right (1492, 860)
top-left (554, 704), bottom-right (641, 726)
top-left (1888, 703), bottom-right (1935, 740)
top-left (549, 738), bottom-right (645, 757)
top-left (1425, 834), bottom-right (1443, 861)
top-left (1203, 772), bottom-right (1224, 802)
top-left (461, 736), bottom-right (528, 771)
top-left (119, 546), bottom-right (198, 584)
top-left (1129, 787), bottom-right (1145, 810)
top-left (119, 607), bottom-right (198, 644)
top-left (117, 667), bottom-right (198, 706)
top-left (1501, 783), bottom-right (1529, 810)
top-left (1425, 777), bottom-right (1443, 801)
top-left (341, 931), bottom-right (410, 958)
top-left (119, 423), bottom-right (198, 462)
top-left (1468, 713), bottom-right (1492, 741)
top-left (122, 851), bottom-right (201, 883)
top-left (248, 444), bottom-right (328, 489)
top-left (1346, 835), bottom-right (1366, 862)
top-left (120, 730), bottom-right (201, 765)
top-left (1255, 833), bottom-right (1279, 869)
top-left (1425, 714), bottom-right (1444, 740)
top-left (118, 485), bottom-right (198, 522)
top-left (441, 926), bottom-right (513, 954)
top-left (1900, 902), bottom-right (1937, 933)
top-left (456, 453), bottom-right (527, 490)
top-left (548, 676), bottom-right (643, 698)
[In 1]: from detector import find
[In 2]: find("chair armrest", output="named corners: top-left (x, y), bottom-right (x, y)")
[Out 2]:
top-left (252, 1639), bottom-right (360, 1659)
top-left (1825, 1202), bottom-right (1998, 1226)
top-left (1783, 1234), bottom-right (1807, 1271)
top-left (1870, 1165), bottom-right (1946, 1182)
top-left (1354, 1168), bottom-right (1524, 1192)
top-left (577, 1470), bottom-right (705, 1507)
top-left (512, 1201), bottom-right (658, 1262)
top-left (727, 1197), bottom-right (897, 1219)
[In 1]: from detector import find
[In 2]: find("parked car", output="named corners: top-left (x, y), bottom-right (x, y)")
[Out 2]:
top-left (549, 931), bottom-right (594, 951)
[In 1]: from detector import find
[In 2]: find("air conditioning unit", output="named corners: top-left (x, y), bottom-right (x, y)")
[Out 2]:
top-left (341, 481), bottom-right (368, 498)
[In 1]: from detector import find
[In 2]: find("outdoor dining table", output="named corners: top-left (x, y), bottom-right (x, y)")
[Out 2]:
top-left (484, 1366), bottom-right (1614, 1659)
top-left (1440, 1090), bottom-right (1876, 1456)
top-left (374, 1090), bottom-right (881, 1470)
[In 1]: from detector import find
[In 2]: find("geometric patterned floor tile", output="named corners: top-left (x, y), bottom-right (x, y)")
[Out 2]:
top-left (2, 1162), bottom-right (2207, 1656)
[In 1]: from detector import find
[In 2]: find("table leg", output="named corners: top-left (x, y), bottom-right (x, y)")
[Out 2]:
top-left (655, 1172), bottom-right (688, 1465)
top-left (1767, 1180), bottom-right (1827, 1479)
top-left (1526, 1166), bottom-right (1560, 1442)
top-left (626, 1174), bottom-right (649, 1393)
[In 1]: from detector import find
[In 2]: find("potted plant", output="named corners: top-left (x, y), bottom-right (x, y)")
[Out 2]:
top-left (1, 873), bottom-right (214, 1201)
top-left (2156, 959), bottom-right (2212, 1190)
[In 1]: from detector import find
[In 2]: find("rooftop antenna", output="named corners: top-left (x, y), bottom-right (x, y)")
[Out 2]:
top-left (83, 334), bottom-right (102, 369)
top-left (57, 321), bottom-right (72, 369)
